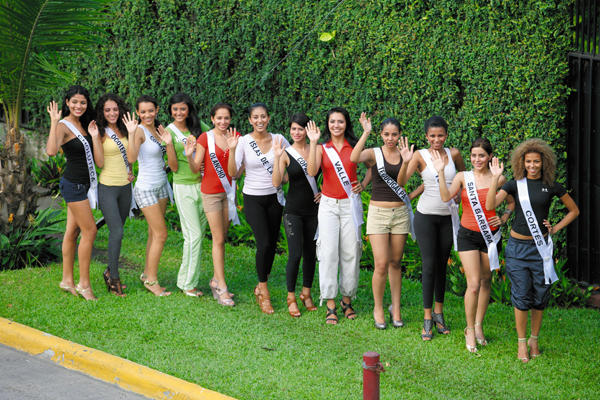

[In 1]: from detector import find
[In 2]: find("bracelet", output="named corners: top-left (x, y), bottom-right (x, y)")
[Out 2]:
top-left (503, 209), bottom-right (513, 216)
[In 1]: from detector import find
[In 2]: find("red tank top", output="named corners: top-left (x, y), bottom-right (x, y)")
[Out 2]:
top-left (460, 187), bottom-right (498, 231)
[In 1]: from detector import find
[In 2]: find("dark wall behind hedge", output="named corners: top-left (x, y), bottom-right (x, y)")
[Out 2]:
top-left (28, 0), bottom-right (574, 248)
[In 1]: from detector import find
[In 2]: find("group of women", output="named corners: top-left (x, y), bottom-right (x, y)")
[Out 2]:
top-left (47, 85), bottom-right (579, 362)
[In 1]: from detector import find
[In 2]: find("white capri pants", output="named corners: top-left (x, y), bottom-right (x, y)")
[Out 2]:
top-left (316, 194), bottom-right (362, 301)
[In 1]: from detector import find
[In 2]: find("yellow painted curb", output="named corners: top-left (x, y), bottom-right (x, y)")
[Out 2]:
top-left (0, 317), bottom-right (236, 400)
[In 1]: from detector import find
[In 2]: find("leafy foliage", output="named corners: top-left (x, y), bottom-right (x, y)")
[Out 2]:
top-left (29, 152), bottom-right (65, 195)
top-left (0, 207), bottom-right (63, 270)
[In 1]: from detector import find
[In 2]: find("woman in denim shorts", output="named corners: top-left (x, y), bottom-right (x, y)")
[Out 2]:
top-left (46, 85), bottom-right (103, 301)
top-left (486, 139), bottom-right (579, 362)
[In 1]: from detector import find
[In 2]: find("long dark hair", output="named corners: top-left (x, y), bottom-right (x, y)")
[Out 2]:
top-left (61, 85), bottom-right (95, 132)
top-left (135, 95), bottom-right (161, 128)
top-left (168, 93), bottom-right (201, 138)
top-left (322, 106), bottom-right (358, 146)
top-left (95, 93), bottom-right (129, 138)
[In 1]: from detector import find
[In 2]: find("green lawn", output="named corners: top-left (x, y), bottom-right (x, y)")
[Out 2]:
top-left (1, 217), bottom-right (599, 399)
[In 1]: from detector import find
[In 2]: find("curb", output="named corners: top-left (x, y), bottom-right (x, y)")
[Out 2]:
top-left (0, 317), bottom-right (235, 400)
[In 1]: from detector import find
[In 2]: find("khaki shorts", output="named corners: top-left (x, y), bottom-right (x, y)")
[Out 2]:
top-left (202, 192), bottom-right (227, 213)
top-left (366, 204), bottom-right (410, 235)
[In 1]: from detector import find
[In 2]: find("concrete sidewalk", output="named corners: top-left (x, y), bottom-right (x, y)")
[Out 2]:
top-left (0, 318), bottom-right (235, 400)
top-left (0, 343), bottom-right (148, 400)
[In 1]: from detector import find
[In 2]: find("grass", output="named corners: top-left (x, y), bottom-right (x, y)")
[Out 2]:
top-left (1, 216), bottom-right (599, 399)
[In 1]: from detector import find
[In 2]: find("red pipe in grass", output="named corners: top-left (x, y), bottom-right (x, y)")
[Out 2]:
top-left (363, 352), bottom-right (384, 400)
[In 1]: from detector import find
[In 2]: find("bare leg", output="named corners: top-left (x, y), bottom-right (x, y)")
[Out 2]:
top-left (529, 309), bottom-right (543, 357)
top-left (514, 307), bottom-right (529, 362)
top-left (475, 251), bottom-right (492, 343)
top-left (370, 234), bottom-right (390, 324)
top-left (205, 208), bottom-right (231, 298)
top-left (140, 198), bottom-right (170, 296)
top-left (61, 205), bottom-right (80, 289)
top-left (388, 234), bottom-right (407, 322)
top-left (460, 250), bottom-right (481, 349)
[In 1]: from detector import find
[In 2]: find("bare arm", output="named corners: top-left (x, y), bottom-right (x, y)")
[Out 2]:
top-left (226, 130), bottom-right (241, 178)
top-left (158, 125), bottom-right (178, 172)
top-left (409, 183), bottom-right (424, 201)
top-left (399, 146), bottom-right (419, 187)
top-left (544, 193), bottom-right (580, 235)
top-left (123, 112), bottom-right (141, 164)
top-left (306, 120), bottom-right (322, 176)
top-left (271, 137), bottom-right (289, 186)
top-left (45, 101), bottom-right (65, 156)
top-left (451, 147), bottom-right (466, 172)
top-left (485, 157), bottom-right (508, 210)
top-left (88, 121), bottom-right (104, 168)
top-left (186, 135), bottom-right (202, 173)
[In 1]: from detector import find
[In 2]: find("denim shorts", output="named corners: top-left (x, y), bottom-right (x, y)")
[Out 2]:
top-left (59, 176), bottom-right (90, 203)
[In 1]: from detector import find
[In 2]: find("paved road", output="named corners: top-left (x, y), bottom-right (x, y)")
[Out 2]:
top-left (0, 344), bottom-right (148, 400)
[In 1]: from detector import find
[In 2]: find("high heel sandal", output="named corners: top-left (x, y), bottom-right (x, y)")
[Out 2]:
top-left (59, 282), bottom-right (78, 297)
top-left (103, 270), bottom-right (126, 297)
top-left (464, 327), bottom-right (478, 353)
top-left (254, 284), bottom-right (274, 314)
top-left (287, 297), bottom-right (301, 318)
top-left (104, 268), bottom-right (126, 290)
top-left (421, 319), bottom-right (433, 341)
top-left (474, 322), bottom-right (488, 346)
top-left (340, 300), bottom-right (357, 320)
top-left (299, 293), bottom-right (317, 311)
top-left (140, 274), bottom-right (171, 297)
top-left (209, 278), bottom-right (234, 306)
top-left (528, 335), bottom-right (540, 358)
top-left (388, 304), bottom-right (404, 328)
top-left (431, 312), bottom-right (450, 334)
top-left (75, 284), bottom-right (97, 301)
top-left (517, 337), bottom-right (529, 363)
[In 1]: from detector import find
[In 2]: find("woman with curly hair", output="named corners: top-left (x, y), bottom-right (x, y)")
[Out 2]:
top-left (486, 138), bottom-right (579, 362)
top-left (94, 93), bottom-right (133, 297)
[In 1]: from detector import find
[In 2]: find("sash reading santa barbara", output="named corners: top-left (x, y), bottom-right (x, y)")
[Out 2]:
top-left (517, 178), bottom-right (558, 284)
top-left (464, 171), bottom-right (502, 270)
top-left (374, 148), bottom-right (415, 239)
top-left (420, 148), bottom-right (460, 250)
top-left (248, 134), bottom-right (286, 206)
top-left (323, 145), bottom-right (363, 242)
top-left (207, 130), bottom-right (240, 225)
top-left (106, 127), bottom-right (137, 215)
top-left (60, 119), bottom-right (98, 209)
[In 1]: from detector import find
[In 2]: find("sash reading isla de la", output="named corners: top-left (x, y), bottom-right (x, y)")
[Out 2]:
top-left (516, 178), bottom-right (558, 284)
top-left (106, 127), bottom-right (137, 215)
top-left (59, 119), bottom-right (98, 209)
top-left (139, 125), bottom-right (173, 203)
top-left (373, 147), bottom-right (415, 240)
top-left (322, 145), bottom-right (363, 242)
top-left (419, 148), bottom-right (460, 251)
top-left (247, 134), bottom-right (286, 206)
top-left (286, 146), bottom-right (320, 239)
top-left (463, 171), bottom-right (502, 270)
top-left (207, 130), bottom-right (240, 225)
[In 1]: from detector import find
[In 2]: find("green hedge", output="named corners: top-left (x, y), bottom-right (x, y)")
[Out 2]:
top-left (27, 0), bottom-right (573, 251)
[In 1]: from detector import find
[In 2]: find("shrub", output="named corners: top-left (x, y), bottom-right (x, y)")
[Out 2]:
top-left (0, 208), bottom-right (63, 270)
top-left (29, 153), bottom-right (66, 196)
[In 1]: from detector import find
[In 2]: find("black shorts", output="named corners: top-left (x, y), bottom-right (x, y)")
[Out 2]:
top-left (505, 236), bottom-right (552, 311)
top-left (457, 226), bottom-right (501, 254)
top-left (59, 176), bottom-right (89, 203)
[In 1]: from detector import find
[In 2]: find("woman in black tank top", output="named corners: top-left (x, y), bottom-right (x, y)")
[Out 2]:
top-left (272, 113), bottom-right (321, 317)
top-left (350, 114), bottom-right (417, 329)
top-left (46, 85), bottom-right (102, 301)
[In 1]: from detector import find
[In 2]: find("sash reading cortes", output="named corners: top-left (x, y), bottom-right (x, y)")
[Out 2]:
top-left (516, 178), bottom-right (558, 284)
top-left (247, 134), bottom-right (286, 206)
top-left (106, 127), bottom-right (137, 216)
top-left (323, 144), bottom-right (363, 242)
top-left (463, 171), bottom-right (502, 271)
top-left (286, 146), bottom-right (320, 239)
top-left (373, 147), bottom-right (415, 240)
top-left (207, 130), bottom-right (240, 225)
top-left (60, 119), bottom-right (98, 209)
top-left (419, 148), bottom-right (460, 251)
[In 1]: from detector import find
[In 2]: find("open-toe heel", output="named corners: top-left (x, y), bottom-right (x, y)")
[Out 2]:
top-left (432, 312), bottom-right (450, 334)
top-left (518, 337), bottom-right (529, 363)
top-left (75, 284), bottom-right (97, 301)
top-left (464, 327), bottom-right (478, 353)
top-left (299, 293), bottom-right (317, 311)
top-left (210, 278), bottom-right (234, 306)
top-left (422, 319), bottom-right (433, 341)
top-left (59, 282), bottom-right (78, 297)
top-left (528, 335), bottom-right (540, 358)
top-left (287, 297), bottom-right (301, 318)
top-left (254, 285), bottom-right (273, 314)
top-left (474, 322), bottom-right (487, 346)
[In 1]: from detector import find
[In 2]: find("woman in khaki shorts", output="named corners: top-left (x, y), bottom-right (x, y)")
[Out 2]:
top-left (350, 114), bottom-right (418, 329)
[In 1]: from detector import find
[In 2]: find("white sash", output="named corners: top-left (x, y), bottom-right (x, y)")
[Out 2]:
top-left (166, 123), bottom-right (191, 158)
top-left (420, 148), bottom-right (460, 250)
top-left (139, 125), bottom-right (173, 204)
top-left (464, 171), bottom-right (502, 270)
top-left (60, 119), bottom-right (98, 209)
top-left (286, 146), bottom-right (320, 239)
top-left (373, 148), bottom-right (415, 240)
top-left (247, 134), bottom-right (285, 206)
top-left (323, 145), bottom-right (363, 242)
top-left (207, 130), bottom-right (240, 225)
top-left (106, 127), bottom-right (137, 216)
top-left (516, 178), bottom-right (558, 284)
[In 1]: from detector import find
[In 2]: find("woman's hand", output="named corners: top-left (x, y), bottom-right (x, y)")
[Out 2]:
top-left (88, 120), bottom-right (99, 138)
top-left (46, 101), bottom-right (62, 123)
top-left (489, 157), bottom-right (504, 178)
top-left (157, 125), bottom-right (172, 145)
top-left (488, 215), bottom-right (502, 227)
top-left (543, 219), bottom-right (554, 234)
top-left (273, 136), bottom-right (284, 158)
top-left (431, 149), bottom-right (445, 172)
top-left (306, 120), bottom-right (321, 143)
top-left (184, 135), bottom-right (197, 155)
top-left (313, 192), bottom-right (322, 203)
top-left (351, 180), bottom-right (363, 194)
top-left (128, 172), bottom-right (135, 183)
top-left (359, 112), bottom-right (371, 134)
top-left (226, 127), bottom-right (239, 149)
top-left (122, 112), bottom-right (138, 135)
top-left (398, 136), bottom-right (414, 163)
